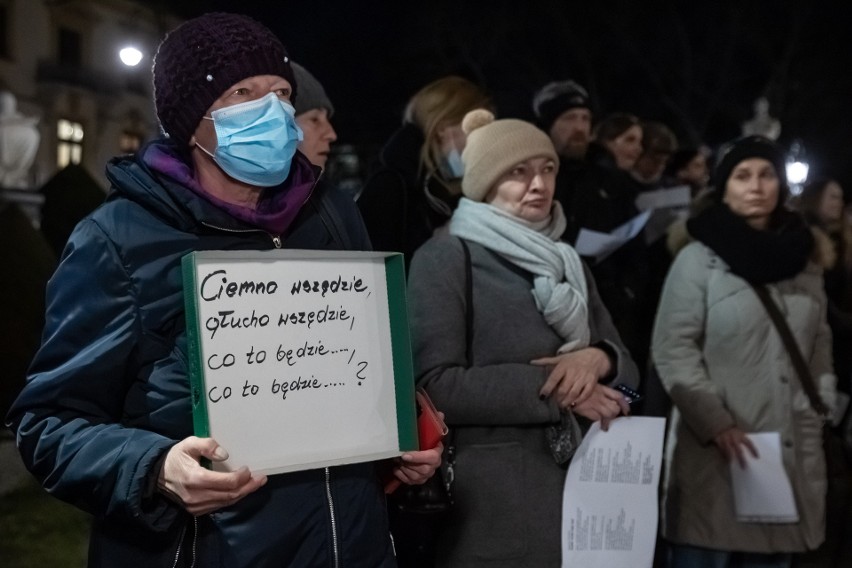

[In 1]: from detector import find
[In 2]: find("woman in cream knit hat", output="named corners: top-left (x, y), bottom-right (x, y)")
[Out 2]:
top-left (407, 109), bottom-right (639, 567)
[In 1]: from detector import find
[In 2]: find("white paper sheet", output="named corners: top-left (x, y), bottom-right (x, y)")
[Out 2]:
top-left (561, 416), bottom-right (666, 568)
top-left (635, 186), bottom-right (692, 244)
top-left (574, 210), bottom-right (652, 262)
top-left (634, 185), bottom-right (692, 212)
top-left (729, 432), bottom-right (799, 523)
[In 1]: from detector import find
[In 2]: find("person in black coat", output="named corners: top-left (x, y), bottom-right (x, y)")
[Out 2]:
top-left (532, 82), bottom-right (652, 378)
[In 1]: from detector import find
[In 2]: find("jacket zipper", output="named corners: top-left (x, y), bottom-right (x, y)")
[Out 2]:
top-left (171, 523), bottom-right (186, 568)
top-left (190, 516), bottom-right (198, 568)
top-left (199, 222), bottom-right (283, 249)
top-left (171, 516), bottom-right (198, 568)
top-left (325, 467), bottom-right (340, 568)
top-left (199, 168), bottom-right (323, 251)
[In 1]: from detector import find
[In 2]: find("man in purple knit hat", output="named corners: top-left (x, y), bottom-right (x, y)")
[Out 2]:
top-left (6, 12), bottom-right (440, 567)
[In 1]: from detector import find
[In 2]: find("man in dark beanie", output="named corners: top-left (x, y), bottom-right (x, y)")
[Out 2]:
top-left (531, 79), bottom-right (602, 235)
top-left (532, 80), bottom-right (652, 383)
top-left (6, 12), bottom-right (440, 568)
top-left (532, 79), bottom-right (593, 161)
top-left (530, 78), bottom-right (640, 241)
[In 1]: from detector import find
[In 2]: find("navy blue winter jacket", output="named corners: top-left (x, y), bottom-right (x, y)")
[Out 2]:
top-left (6, 141), bottom-right (395, 567)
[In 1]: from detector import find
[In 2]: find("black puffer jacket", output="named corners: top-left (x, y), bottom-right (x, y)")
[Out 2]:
top-left (6, 141), bottom-right (394, 567)
top-left (358, 123), bottom-right (460, 271)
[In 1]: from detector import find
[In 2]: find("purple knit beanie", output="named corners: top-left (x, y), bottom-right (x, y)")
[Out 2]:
top-left (152, 12), bottom-right (295, 147)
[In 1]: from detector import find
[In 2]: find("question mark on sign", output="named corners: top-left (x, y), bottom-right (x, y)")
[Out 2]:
top-left (356, 361), bottom-right (368, 385)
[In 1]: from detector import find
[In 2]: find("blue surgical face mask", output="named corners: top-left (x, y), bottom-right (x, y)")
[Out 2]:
top-left (441, 148), bottom-right (465, 179)
top-left (197, 92), bottom-right (304, 187)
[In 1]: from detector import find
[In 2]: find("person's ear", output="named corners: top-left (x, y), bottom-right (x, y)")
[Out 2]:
top-left (188, 135), bottom-right (197, 148)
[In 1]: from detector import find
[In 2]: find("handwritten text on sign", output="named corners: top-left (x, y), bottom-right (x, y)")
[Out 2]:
top-left (187, 252), bottom-right (403, 475)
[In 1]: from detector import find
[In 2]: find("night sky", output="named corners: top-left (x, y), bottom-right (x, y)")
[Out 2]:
top-left (151, 0), bottom-right (852, 192)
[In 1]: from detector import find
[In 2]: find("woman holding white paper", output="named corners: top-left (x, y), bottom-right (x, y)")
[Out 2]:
top-left (408, 109), bottom-right (638, 567)
top-left (652, 135), bottom-right (836, 567)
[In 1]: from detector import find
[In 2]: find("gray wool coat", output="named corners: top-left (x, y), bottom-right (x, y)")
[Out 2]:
top-left (652, 241), bottom-right (836, 553)
top-left (408, 234), bottom-right (640, 568)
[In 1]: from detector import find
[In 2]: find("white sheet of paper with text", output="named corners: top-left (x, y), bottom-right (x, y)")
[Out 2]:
top-left (561, 416), bottom-right (666, 568)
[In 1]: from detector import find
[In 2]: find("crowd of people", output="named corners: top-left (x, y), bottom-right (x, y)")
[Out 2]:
top-left (5, 10), bottom-right (852, 568)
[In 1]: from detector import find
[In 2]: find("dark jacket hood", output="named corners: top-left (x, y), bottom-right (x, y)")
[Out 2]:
top-left (379, 122), bottom-right (424, 186)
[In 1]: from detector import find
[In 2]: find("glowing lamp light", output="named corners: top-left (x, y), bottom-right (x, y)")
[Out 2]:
top-left (785, 139), bottom-right (809, 196)
top-left (786, 161), bottom-right (809, 185)
top-left (786, 161), bottom-right (809, 196)
top-left (119, 47), bottom-right (143, 67)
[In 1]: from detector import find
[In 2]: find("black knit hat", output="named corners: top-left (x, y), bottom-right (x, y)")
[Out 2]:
top-left (152, 12), bottom-right (295, 147)
top-left (531, 80), bottom-right (592, 133)
top-left (712, 135), bottom-right (788, 199)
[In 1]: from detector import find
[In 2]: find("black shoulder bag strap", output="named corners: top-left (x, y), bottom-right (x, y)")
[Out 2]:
top-left (751, 283), bottom-right (829, 417)
top-left (459, 238), bottom-right (473, 360)
top-left (442, 238), bottom-right (472, 500)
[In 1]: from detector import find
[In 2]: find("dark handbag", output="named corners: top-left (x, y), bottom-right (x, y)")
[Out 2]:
top-left (392, 448), bottom-right (454, 515)
top-left (544, 411), bottom-right (585, 465)
top-left (389, 389), bottom-right (454, 513)
top-left (387, 443), bottom-right (455, 566)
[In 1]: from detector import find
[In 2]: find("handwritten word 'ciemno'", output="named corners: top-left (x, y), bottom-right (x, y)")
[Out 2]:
top-left (201, 270), bottom-right (278, 301)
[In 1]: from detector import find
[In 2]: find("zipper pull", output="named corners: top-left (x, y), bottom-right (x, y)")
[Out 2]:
top-left (271, 235), bottom-right (282, 248)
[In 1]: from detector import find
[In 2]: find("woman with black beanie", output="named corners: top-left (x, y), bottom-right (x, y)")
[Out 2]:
top-left (652, 135), bottom-right (836, 567)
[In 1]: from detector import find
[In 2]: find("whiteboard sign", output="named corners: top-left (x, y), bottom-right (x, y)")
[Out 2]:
top-left (182, 250), bottom-right (416, 475)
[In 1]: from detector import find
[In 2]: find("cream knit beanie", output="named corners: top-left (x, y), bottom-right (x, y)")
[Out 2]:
top-left (460, 109), bottom-right (559, 202)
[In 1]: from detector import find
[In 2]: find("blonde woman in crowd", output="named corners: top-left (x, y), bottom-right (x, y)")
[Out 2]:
top-left (357, 76), bottom-right (490, 268)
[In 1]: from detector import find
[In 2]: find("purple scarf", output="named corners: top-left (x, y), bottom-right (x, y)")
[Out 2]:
top-left (144, 144), bottom-right (317, 235)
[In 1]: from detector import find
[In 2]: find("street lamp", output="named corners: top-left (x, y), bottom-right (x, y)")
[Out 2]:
top-left (119, 47), bottom-right (143, 67)
top-left (786, 139), bottom-right (809, 196)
